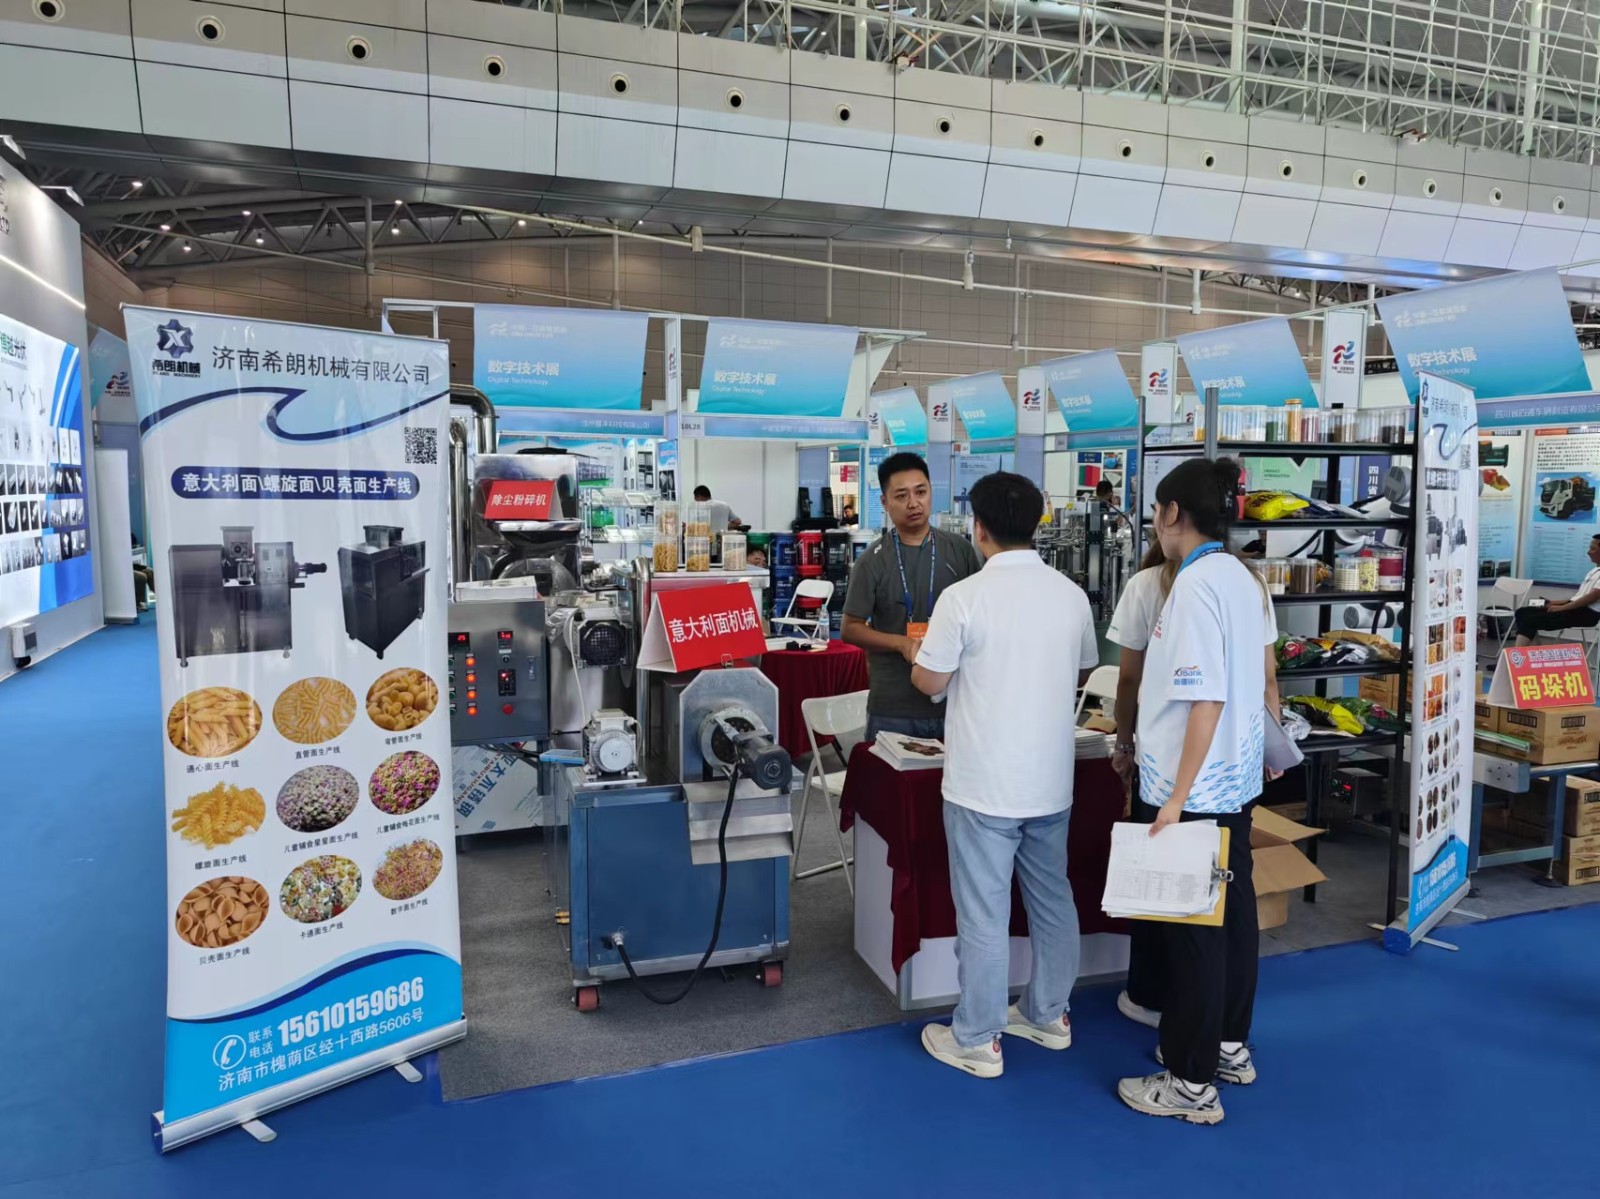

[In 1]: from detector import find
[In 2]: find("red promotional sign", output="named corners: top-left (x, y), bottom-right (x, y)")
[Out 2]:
top-left (483, 480), bottom-right (555, 520)
top-left (639, 584), bottom-right (766, 672)
top-left (1487, 642), bottom-right (1596, 709)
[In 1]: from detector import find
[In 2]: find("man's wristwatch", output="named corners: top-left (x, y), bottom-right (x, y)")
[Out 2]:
top-left (1114, 742), bottom-right (1136, 755)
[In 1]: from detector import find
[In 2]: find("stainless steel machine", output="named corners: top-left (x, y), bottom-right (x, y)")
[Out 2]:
top-left (169, 526), bottom-right (326, 666)
top-left (447, 580), bottom-right (549, 744)
top-left (1039, 502), bottom-right (1132, 623)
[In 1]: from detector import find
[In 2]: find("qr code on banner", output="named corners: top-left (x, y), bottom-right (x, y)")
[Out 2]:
top-left (403, 426), bottom-right (437, 465)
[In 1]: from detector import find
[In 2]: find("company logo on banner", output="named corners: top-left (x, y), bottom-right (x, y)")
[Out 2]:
top-left (1320, 308), bottom-right (1367, 409)
top-left (1039, 350), bottom-right (1140, 433)
top-left (1015, 365), bottom-right (1047, 438)
top-left (872, 386), bottom-right (928, 446)
top-left (926, 383), bottom-right (955, 444)
top-left (696, 318), bottom-right (859, 418)
top-left (0, 310), bottom-right (93, 627)
top-left (1378, 269), bottom-right (1589, 401)
top-left (936, 371), bottom-right (1016, 441)
top-left (124, 307), bottom-right (464, 1150)
top-left (1176, 317), bottom-right (1318, 407)
top-left (1140, 343), bottom-right (1178, 417)
top-left (473, 305), bottom-right (649, 410)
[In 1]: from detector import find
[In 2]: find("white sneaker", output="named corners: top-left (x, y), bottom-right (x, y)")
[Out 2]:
top-left (921, 1022), bottom-right (1003, 1078)
top-left (1156, 1044), bottom-right (1257, 1086)
top-left (1117, 1070), bottom-right (1224, 1125)
top-left (1117, 990), bottom-right (1161, 1029)
top-left (1004, 1004), bottom-right (1072, 1050)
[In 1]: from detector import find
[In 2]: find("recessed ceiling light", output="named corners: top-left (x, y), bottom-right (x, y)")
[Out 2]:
top-left (159, 223), bottom-right (172, 232)
top-left (393, 199), bottom-right (402, 206)
top-left (181, 243), bottom-right (192, 253)
top-left (254, 236), bottom-right (264, 245)
top-left (130, 179), bottom-right (144, 189)
top-left (517, 219), bottom-right (526, 227)
top-left (242, 209), bottom-right (252, 217)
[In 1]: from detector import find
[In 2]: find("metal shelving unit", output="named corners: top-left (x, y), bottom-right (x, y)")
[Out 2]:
top-left (1140, 385), bottom-right (1422, 913)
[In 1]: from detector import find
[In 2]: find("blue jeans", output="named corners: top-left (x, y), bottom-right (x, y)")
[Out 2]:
top-left (943, 802), bottom-right (1079, 1048)
top-left (865, 714), bottom-right (945, 743)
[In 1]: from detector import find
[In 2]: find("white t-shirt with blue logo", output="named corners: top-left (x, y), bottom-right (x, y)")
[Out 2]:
top-left (1136, 549), bottom-right (1268, 815)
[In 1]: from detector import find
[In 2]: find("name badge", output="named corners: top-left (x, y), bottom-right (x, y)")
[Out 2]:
top-left (906, 622), bottom-right (929, 639)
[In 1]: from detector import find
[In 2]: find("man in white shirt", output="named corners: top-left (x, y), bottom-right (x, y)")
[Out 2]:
top-left (1514, 535), bottom-right (1600, 646)
top-left (909, 471), bottom-right (1098, 1078)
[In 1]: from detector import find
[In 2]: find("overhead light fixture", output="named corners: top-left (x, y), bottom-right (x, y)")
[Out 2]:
top-left (0, 134), bottom-right (24, 158)
top-left (393, 199), bottom-right (403, 206)
top-left (516, 218), bottom-right (526, 227)
top-left (242, 209), bottom-right (252, 217)
top-left (159, 223), bottom-right (172, 232)
top-left (961, 250), bottom-right (975, 291)
top-left (254, 235), bottom-right (264, 245)
top-left (41, 185), bottom-right (83, 206)
top-left (391, 225), bottom-right (401, 235)
top-left (130, 179), bottom-right (144, 190)
top-left (181, 242), bottom-right (192, 253)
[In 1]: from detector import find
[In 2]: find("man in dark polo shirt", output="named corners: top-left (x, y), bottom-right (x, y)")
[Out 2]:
top-left (843, 451), bottom-right (983, 742)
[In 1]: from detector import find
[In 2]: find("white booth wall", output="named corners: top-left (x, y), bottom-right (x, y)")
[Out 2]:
top-left (0, 160), bottom-right (102, 683)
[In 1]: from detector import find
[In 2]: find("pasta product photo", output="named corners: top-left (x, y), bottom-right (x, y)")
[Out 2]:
top-left (366, 667), bottom-right (439, 731)
top-left (167, 687), bottom-right (262, 758)
top-left (275, 765), bottom-right (360, 833)
top-left (272, 676), bottom-right (356, 744)
top-left (369, 750), bottom-right (442, 815)
top-left (171, 783), bottom-right (266, 849)
top-left (372, 838), bottom-right (444, 901)
top-left (174, 876), bottom-right (269, 949)
top-left (279, 855), bottom-right (363, 924)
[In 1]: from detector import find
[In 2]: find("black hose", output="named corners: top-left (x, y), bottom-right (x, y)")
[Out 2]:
top-left (612, 763), bottom-right (742, 1005)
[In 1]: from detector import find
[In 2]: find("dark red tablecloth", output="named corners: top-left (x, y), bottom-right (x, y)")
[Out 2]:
top-left (840, 746), bottom-right (1130, 974)
top-left (759, 641), bottom-right (869, 755)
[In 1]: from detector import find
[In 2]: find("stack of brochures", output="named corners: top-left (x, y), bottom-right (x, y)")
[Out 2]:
top-left (1101, 820), bottom-right (1226, 921)
top-left (871, 731), bottom-right (945, 771)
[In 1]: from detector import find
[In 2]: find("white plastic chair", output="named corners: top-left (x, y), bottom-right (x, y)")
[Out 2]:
top-left (1576, 625), bottom-right (1600, 679)
top-left (1075, 664), bottom-right (1121, 723)
top-left (1479, 577), bottom-right (1533, 653)
top-left (770, 578), bottom-right (835, 644)
top-left (793, 690), bottom-right (867, 894)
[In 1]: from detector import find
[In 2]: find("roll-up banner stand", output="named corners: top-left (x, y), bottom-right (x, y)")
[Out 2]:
top-left (1015, 365), bottom-right (1046, 486)
top-left (124, 308), bottom-right (466, 1150)
top-left (1320, 308), bottom-right (1367, 409)
top-left (1387, 371), bottom-right (1478, 954)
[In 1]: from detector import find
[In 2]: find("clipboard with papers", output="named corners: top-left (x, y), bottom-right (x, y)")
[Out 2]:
top-left (1101, 822), bottom-right (1233, 927)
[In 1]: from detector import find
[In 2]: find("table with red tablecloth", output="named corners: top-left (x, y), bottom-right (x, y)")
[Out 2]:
top-left (840, 743), bottom-right (1129, 978)
top-left (758, 641), bottom-right (869, 755)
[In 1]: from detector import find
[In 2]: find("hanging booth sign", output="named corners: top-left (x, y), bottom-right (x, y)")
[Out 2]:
top-left (1521, 425), bottom-right (1600, 583)
top-left (1040, 349), bottom-right (1140, 433)
top-left (1015, 365), bottom-right (1048, 437)
top-left (1176, 317), bottom-right (1317, 408)
top-left (473, 306), bottom-right (649, 410)
top-left (638, 584), bottom-right (767, 671)
top-left (1392, 372), bottom-right (1477, 951)
top-left (933, 371), bottom-right (1016, 441)
top-left (696, 318), bottom-right (859, 418)
top-left (1140, 343), bottom-right (1178, 420)
top-left (675, 411), bottom-right (868, 442)
top-left (870, 387), bottom-right (927, 446)
top-left (1319, 307), bottom-right (1367, 409)
top-left (125, 308), bottom-right (465, 1150)
top-left (1478, 393), bottom-right (1600, 429)
top-left (497, 407), bottom-right (665, 439)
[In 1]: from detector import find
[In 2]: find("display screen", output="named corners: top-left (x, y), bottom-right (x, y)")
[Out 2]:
top-left (449, 630), bottom-right (470, 650)
top-left (0, 310), bottom-right (92, 625)
top-left (497, 629), bottom-right (514, 646)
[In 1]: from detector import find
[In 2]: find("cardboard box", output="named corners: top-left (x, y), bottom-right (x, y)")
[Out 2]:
top-left (1495, 706), bottom-right (1600, 766)
top-left (1552, 847), bottom-right (1600, 887)
top-left (1358, 673), bottom-right (1401, 711)
top-left (1250, 807), bottom-right (1327, 930)
top-left (1508, 777), bottom-right (1600, 840)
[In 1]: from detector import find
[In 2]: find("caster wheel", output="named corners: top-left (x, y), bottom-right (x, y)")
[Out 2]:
top-left (574, 986), bottom-right (600, 1012)
top-left (758, 961), bottom-right (783, 988)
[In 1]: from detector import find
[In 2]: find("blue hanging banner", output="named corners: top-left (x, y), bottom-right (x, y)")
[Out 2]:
top-left (872, 386), bottom-right (928, 445)
top-left (931, 371), bottom-right (1016, 440)
top-left (473, 306), bottom-right (648, 410)
top-left (1038, 350), bottom-right (1140, 432)
top-left (1175, 317), bottom-right (1317, 407)
top-left (696, 318), bottom-right (859, 418)
top-left (1377, 269), bottom-right (1589, 402)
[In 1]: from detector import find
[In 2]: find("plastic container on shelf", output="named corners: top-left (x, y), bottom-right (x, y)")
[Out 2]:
top-left (772, 533), bottom-right (798, 568)
top-left (824, 529), bottom-right (853, 570)
top-left (797, 530), bottom-right (825, 567)
top-left (685, 536), bottom-right (711, 572)
top-left (1260, 557), bottom-right (1289, 596)
top-left (1333, 557), bottom-right (1363, 592)
top-left (1358, 555), bottom-right (1380, 592)
top-left (1284, 398), bottom-right (1303, 442)
top-left (1218, 405), bottom-right (1243, 440)
top-left (683, 502), bottom-right (712, 541)
top-left (1373, 406), bottom-right (1413, 443)
top-left (1356, 409), bottom-right (1382, 443)
top-left (722, 532), bottom-right (747, 571)
top-left (1299, 408), bottom-right (1323, 443)
top-left (1240, 405), bottom-right (1267, 441)
top-left (1287, 557), bottom-right (1320, 594)
top-left (1325, 410), bottom-right (1357, 443)
top-left (1263, 406), bottom-right (1289, 443)
top-left (1372, 547), bottom-right (1406, 592)
top-left (770, 568), bottom-right (798, 616)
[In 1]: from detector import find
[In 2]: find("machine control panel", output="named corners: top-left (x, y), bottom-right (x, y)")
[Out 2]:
top-left (446, 598), bottom-right (548, 745)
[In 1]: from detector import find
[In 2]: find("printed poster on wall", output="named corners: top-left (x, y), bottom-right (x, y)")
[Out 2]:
top-left (0, 309), bottom-right (92, 626)
top-left (696, 318), bottom-right (858, 418)
top-left (1522, 426), bottom-right (1600, 583)
top-left (1403, 373), bottom-right (1478, 941)
top-left (1476, 430), bottom-right (1525, 580)
top-left (125, 308), bottom-right (465, 1150)
top-left (473, 305), bottom-right (649, 410)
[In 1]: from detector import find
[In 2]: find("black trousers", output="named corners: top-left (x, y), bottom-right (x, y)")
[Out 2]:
top-left (1129, 799), bottom-right (1259, 1086)
top-left (1514, 605), bottom-right (1600, 640)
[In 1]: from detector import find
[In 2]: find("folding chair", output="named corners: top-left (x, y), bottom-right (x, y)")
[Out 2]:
top-left (1479, 577), bottom-right (1532, 655)
top-left (771, 579), bottom-right (835, 644)
top-left (793, 690), bottom-right (867, 894)
top-left (1075, 664), bottom-right (1121, 724)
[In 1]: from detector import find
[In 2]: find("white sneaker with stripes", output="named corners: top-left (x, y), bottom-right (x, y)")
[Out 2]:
top-left (1117, 1071), bottom-right (1225, 1125)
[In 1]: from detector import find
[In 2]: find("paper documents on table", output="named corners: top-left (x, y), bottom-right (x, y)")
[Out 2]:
top-left (1101, 820), bottom-right (1228, 922)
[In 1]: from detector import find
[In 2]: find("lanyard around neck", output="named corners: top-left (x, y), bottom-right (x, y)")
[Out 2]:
top-left (1178, 540), bottom-right (1225, 573)
top-left (893, 529), bottom-right (937, 621)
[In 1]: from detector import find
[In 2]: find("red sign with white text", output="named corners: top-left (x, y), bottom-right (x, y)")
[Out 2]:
top-left (483, 479), bottom-right (555, 520)
top-left (639, 584), bottom-right (766, 672)
top-left (1488, 642), bottom-right (1595, 709)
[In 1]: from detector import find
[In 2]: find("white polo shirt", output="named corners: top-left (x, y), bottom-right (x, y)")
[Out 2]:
top-left (1108, 563), bottom-right (1278, 652)
top-left (915, 550), bottom-right (1098, 819)
top-left (1580, 566), bottom-right (1600, 611)
top-left (1135, 547), bottom-right (1268, 815)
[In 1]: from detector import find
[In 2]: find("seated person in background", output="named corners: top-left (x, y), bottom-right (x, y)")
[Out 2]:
top-left (692, 484), bottom-right (742, 532)
top-left (1514, 535), bottom-right (1600, 646)
top-left (840, 500), bottom-right (859, 526)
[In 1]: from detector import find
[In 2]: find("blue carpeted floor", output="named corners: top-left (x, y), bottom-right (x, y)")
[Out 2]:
top-left (5, 621), bottom-right (1600, 1198)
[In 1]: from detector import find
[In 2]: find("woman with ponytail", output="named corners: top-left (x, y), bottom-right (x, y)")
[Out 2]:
top-left (1115, 457), bottom-right (1267, 1127)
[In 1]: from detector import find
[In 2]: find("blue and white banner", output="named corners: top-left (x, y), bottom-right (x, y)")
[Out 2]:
top-left (497, 407), bottom-right (665, 439)
top-left (1141, 343), bottom-right (1178, 420)
top-left (1039, 350), bottom-right (1140, 433)
top-left (1319, 307), bottom-right (1367, 409)
top-left (1176, 317), bottom-right (1317, 408)
top-left (680, 411), bottom-right (869, 442)
top-left (872, 386), bottom-right (928, 446)
top-left (0, 309), bottom-right (93, 626)
top-left (696, 318), bottom-right (859, 418)
top-left (473, 305), bottom-right (649, 410)
top-left (1377, 269), bottom-right (1589, 402)
top-left (124, 308), bottom-right (464, 1150)
top-left (1015, 366), bottom-right (1048, 437)
top-left (931, 371), bottom-right (1016, 441)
